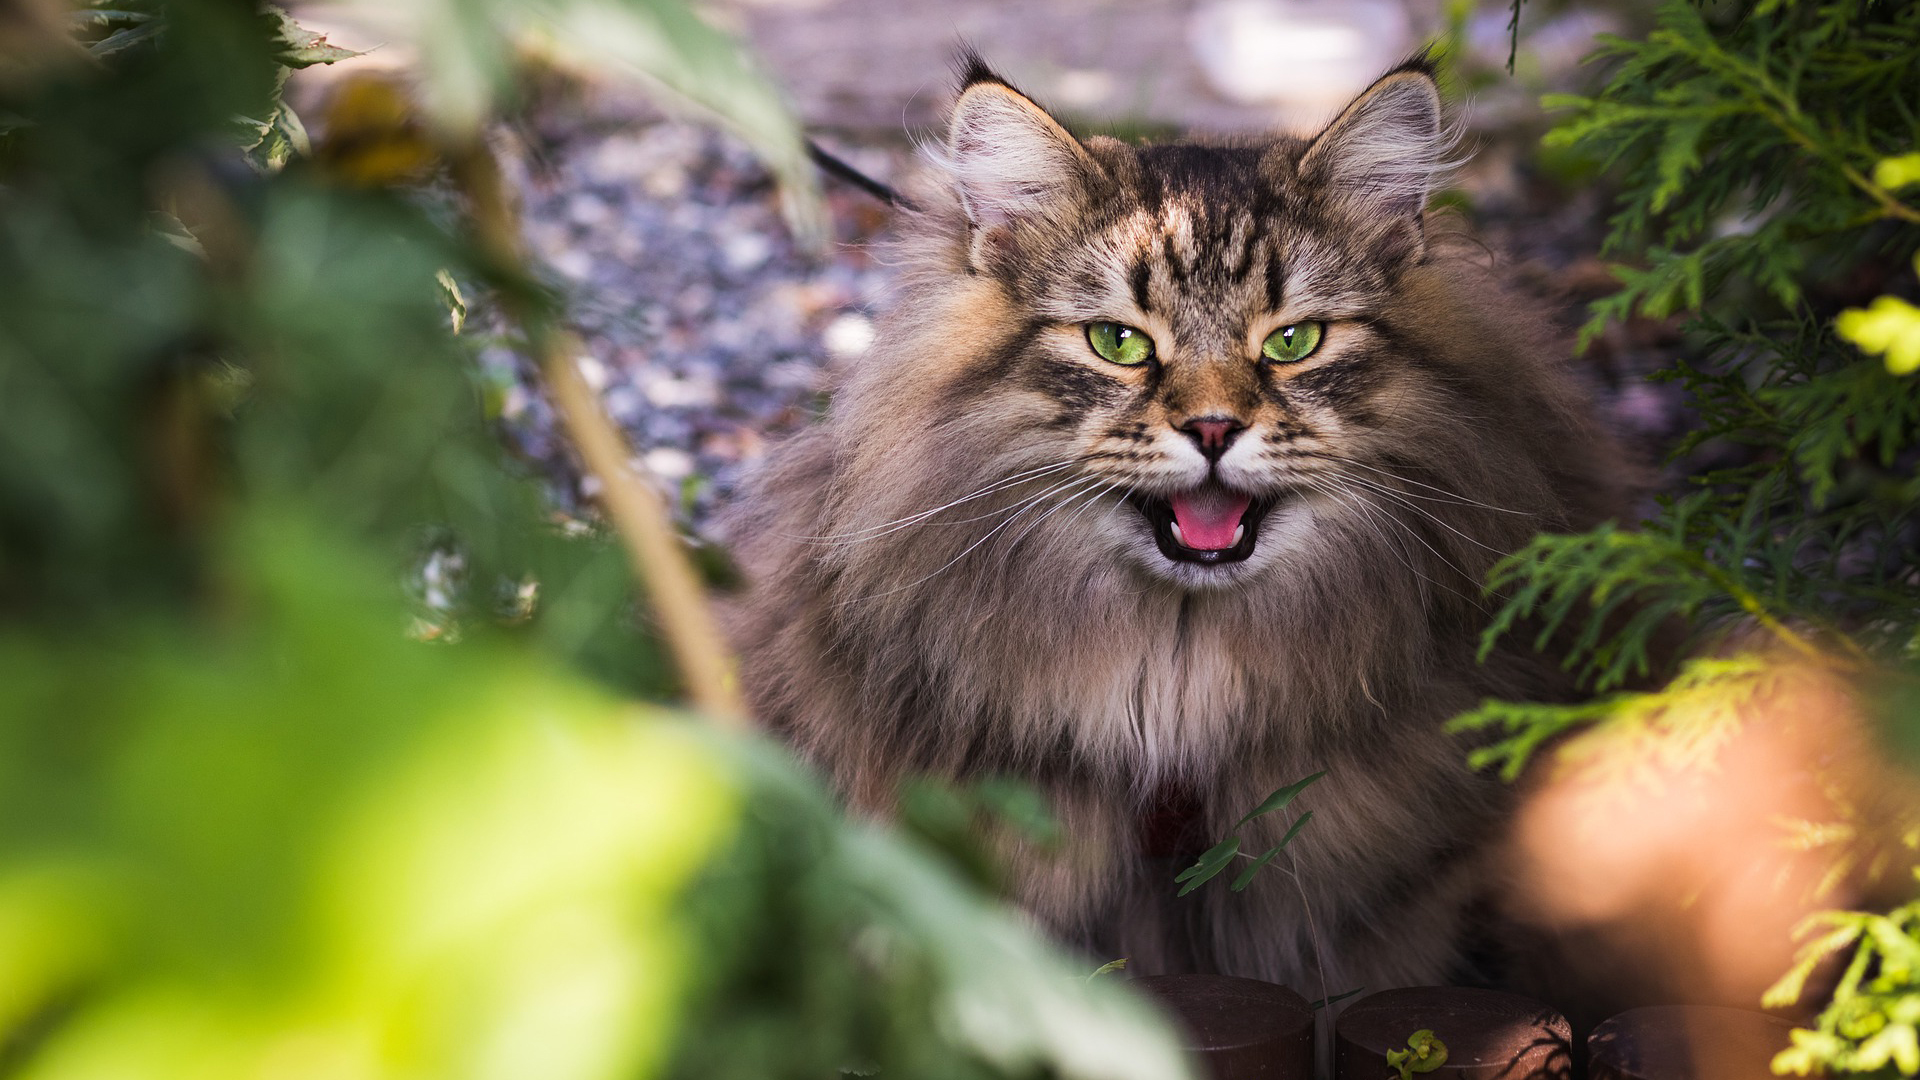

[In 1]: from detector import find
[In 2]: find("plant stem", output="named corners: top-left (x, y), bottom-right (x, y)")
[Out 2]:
top-left (540, 332), bottom-right (745, 723)
top-left (450, 139), bottom-right (746, 726)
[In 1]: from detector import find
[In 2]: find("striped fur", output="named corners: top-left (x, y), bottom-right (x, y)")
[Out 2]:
top-left (721, 57), bottom-right (1628, 996)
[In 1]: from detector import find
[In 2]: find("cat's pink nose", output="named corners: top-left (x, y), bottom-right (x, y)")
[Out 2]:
top-left (1178, 416), bottom-right (1245, 461)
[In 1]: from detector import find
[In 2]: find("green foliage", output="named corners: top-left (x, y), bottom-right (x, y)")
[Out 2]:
top-left (1476, 0), bottom-right (1920, 778)
top-left (0, 3), bottom-right (1188, 1079)
top-left (0, 520), bottom-right (735, 1080)
top-left (898, 775), bottom-right (1064, 896)
top-left (1837, 256), bottom-right (1920, 375)
top-left (1386, 1029), bottom-right (1448, 1080)
top-left (1769, 890), bottom-right (1920, 1077)
top-left (1174, 772), bottom-right (1323, 896)
top-left (1476, 3), bottom-right (1920, 1074)
top-left (676, 744), bottom-right (1189, 1080)
top-left (1541, 1), bottom-right (1920, 345)
top-left (1480, 517), bottom-right (1764, 693)
top-left (320, 0), bottom-right (822, 241)
top-left (0, 515), bottom-right (1193, 1080)
top-left (1451, 654), bottom-right (1780, 782)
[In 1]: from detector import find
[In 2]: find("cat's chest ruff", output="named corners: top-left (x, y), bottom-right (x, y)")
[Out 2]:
top-left (1029, 595), bottom-right (1256, 774)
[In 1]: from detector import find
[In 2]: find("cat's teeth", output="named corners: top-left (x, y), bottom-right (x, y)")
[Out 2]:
top-left (1232, 524), bottom-right (1245, 547)
top-left (1170, 520), bottom-right (1186, 546)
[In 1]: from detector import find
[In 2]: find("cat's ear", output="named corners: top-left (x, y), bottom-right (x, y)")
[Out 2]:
top-left (1293, 60), bottom-right (1452, 220)
top-left (942, 56), bottom-right (1101, 227)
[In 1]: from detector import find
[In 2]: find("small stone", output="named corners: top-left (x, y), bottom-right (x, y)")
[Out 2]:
top-left (567, 192), bottom-right (612, 228)
top-left (723, 231), bottom-right (774, 273)
top-left (585, 137), bottom-right (651, 185)
top-left (609, 228), bottom-right (644, 263)
top-left (644, 446), bottom-right (696, 481)
top-left (822, 312), bottom-right (876, 360)
top-left (549, 248), bottom-right (594, 281)
top-left (643, 162), bottom-right (688, 199)
top-left (602, 386), bottom-right (643, 422)
top-left (641, 371), bottom-right (720, 409)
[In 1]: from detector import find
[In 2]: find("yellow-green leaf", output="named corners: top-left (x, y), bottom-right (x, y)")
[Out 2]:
top-left (1872, 152), bottom-right (1920, 192)
top-left (267, 6), bottom-right (363, 68)
top-left (1835, 295), bottom-right (1920, 376)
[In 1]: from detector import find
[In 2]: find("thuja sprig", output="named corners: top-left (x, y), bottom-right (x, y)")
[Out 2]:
top-left (1541, 1), bottom-right (1920, 343)
top-left (1769, 883), bottom-right (1920, 1076)
top-left (1450, 654), bottom-right (1784, 782)
top-left (1474, 6), bottom-right (1919, 1075)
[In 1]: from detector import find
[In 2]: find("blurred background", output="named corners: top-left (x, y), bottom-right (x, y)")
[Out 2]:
top-left (1, 0), bottom-right (1916, 1078)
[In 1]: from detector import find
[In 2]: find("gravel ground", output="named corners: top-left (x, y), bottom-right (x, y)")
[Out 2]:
top-left (483, 109), bottom-right (902, 535)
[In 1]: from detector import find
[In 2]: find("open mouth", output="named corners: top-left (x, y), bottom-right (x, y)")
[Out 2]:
top-left (1129, 485), bottom-right (1278, 565)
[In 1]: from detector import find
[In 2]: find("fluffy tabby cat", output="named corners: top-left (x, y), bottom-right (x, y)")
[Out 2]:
top-left (723, 54), bottom-right (1627, 996)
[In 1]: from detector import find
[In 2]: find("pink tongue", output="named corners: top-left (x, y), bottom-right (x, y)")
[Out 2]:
top-left (1168, 489), bottom-right (1252, 550)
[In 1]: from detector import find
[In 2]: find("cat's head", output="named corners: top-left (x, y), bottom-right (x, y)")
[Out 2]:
top-left (838, 55), bottom-right (1574, 596)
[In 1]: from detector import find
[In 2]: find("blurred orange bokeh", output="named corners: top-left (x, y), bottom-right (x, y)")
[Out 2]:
top-left (1499, 655), bottom-right (1912, 1020)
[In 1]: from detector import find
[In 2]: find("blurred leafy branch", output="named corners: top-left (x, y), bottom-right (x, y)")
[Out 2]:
top-left (0, 2), bottom-right (1191, 1078)
top-left (1453, 1), bottom-right (1919, 1074)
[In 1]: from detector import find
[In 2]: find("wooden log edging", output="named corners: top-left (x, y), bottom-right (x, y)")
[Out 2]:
top-left (1587, 1005), bottom-right (1795, 1080)
top-left (1134, 974), bottom-right (1316, 1080)
top-left (1130, 977), bottom-right (1796, 1080)
top-left (1334, 986), bottom-right (1572, 1080)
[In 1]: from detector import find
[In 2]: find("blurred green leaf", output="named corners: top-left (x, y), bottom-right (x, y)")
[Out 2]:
top-left (265, 6), bottom-right (362, 68)
top-left (68, 10), bottom-right (152, 29)
top-left (332, 0), bottom-right (822, 241)
top-left (88, 21), bottom-right (162, 57)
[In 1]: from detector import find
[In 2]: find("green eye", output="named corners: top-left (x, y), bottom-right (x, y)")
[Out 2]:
top-left (1261, 321), bottom-right (1324, 363)
top-left (1087, 322), bottom-right (1154, 366)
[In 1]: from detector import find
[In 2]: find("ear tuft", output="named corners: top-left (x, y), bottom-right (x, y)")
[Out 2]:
top-left (937, 69), bottom-right (1098, 228)
top-left (1297, 67), bottom-right (1457, 219)
top-left (954, 46), bottom-right (1009, 93)
top-left (1383, 46), bottom-right (1439, 83)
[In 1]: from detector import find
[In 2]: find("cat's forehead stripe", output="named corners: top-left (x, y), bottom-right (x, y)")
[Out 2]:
top-left (1129, 254), bottom-right (1152, 312)
top-left (1226, 215), bottom-right (1260, 286)
top-left (1033, 150), bottom-right (1395, 328)
top-left (1099, 202), bottom-right (1281, 318)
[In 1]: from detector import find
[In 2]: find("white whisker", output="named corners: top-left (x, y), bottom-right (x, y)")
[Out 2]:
top-left (1323, 470), bottom-right (1512, 556)
top-left (1006, 479), bottom-right (1118, 553)
top-left (1302, 452), bottom-right (1529, 516)
top-left (788, 458), bottom-right (1082, 544)
top-left (1303, 477), bottom-right (1482, 607)
top-left (834, 473), bottom-right (1108, 606)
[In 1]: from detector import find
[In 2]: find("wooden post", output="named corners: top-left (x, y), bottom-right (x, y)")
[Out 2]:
top-left (1134, 974), bottom-right (1316, 1080)
top-left (1334, 986), bottom-right (1571, 1080)
top-left (1588, 1005), bottom-right (1795, 1080)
